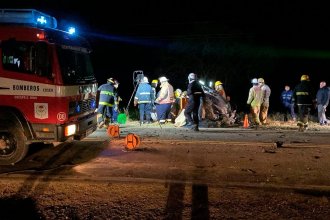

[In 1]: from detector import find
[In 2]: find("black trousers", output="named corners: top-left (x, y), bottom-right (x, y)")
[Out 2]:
top-left (184, 98), bottom-right (200, 125)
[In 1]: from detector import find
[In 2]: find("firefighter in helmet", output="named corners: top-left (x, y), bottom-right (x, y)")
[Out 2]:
top-left (258, 78), bottom-right (271, 125)
top-left (96, 78), bottom-right (117, 128)
top-left (184, 73), bottom-right (205, 131)
top-left (170, 88), bottom-right (183, 120)
top-left (215, 80), bottom-right (226, 100)
top-left (155, 76), bottom-right (174, 124)
top-left (247, 78), bottom-right (263, 126)
top-left (134, 76), bottom-right (154, 124)
top-left (151, 79), bottom-right (159, 102)
top-left (292, 74), bottom-right (314, 131)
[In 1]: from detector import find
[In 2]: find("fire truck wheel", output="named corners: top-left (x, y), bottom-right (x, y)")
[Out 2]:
top-left (0, 127), bottom-right (28, 165)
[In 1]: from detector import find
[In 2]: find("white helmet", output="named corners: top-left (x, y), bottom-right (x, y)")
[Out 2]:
top-left (251, 78), bottom-right (258, 84)
top-left (188, 73), bottom-right (196, 83)
top-left (159, 76), bottom-right (168, 83)
top-left (143, 76), bottom-right (149, 83)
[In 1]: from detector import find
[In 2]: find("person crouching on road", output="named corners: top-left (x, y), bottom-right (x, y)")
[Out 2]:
top-left (134, 77), bottom-right (154, 124)
top-left (247, 78), bottom-right (263, 126)
top-left (155, 76), bottom-right (174, 124)
top-left (184, 73), bottom-right (205, 131)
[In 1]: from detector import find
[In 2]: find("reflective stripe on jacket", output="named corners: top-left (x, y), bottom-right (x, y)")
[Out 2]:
top-left (135, 83), bottom-right (154, 104)
top-left (98, 83), bottom-right (115, 107)
top-left (292, 81), bottom-right (313, 105)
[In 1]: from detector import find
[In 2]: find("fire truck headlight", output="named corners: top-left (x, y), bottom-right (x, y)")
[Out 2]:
top-left (65, 124), bottom-right (76, 137)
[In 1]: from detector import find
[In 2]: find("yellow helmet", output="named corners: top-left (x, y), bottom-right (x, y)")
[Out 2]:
top-left (300, 74), bottom-right (310, 81)
top-left (258, 78), bottom-right (265, 83)
top-left (151, 79), bottom-right (158, 84)
top-left (174, 89), bottom-right (182, 98)
top-left (215, 81), bottom-right (222, 86)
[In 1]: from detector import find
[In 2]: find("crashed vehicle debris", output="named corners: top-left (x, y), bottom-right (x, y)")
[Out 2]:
top-left (200, 86), bottom-right (237, 127)
top-left (174, 85), bottom-right (237, 128)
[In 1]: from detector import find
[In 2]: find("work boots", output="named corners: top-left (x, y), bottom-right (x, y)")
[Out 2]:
top-left (190, 124), bottom-right (199, 131)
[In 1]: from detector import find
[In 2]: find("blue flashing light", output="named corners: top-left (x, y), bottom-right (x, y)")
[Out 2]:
top-left (37, 16), bottom-right (47, 25)
top-left (90, 100), bottom-right (96, 109)
top-left (0, 9), bottom-right (57, 29)
top-left (76, 104), bottom-right (81, 113)
top-left (68, 27), bottom-right (76, 35)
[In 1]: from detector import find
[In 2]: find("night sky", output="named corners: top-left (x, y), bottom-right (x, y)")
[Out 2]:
top-left (2, 1), bottom-right (330, 112)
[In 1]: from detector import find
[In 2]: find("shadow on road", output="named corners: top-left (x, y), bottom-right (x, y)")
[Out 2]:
top-left (0, 196), bottom-right (43, 219)
top-left (0, 139), bottom-right (108, 219)
top-left (0, 139), bottom-right (108, 174)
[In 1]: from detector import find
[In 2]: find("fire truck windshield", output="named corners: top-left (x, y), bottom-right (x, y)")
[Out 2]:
top-left (57, 45), bottom-right (96, 85)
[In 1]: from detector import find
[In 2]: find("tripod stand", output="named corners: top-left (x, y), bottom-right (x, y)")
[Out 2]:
top-left (125, 70), bottom-right (162, 128)
top-left (125, 70), bottom-right (144, 115)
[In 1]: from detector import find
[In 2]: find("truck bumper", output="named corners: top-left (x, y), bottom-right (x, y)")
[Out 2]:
top-left (32, 112), bottom-right (97, 142)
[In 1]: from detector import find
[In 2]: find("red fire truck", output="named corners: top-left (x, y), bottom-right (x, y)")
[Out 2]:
top-left (0, 9), bottom-right (98, 165)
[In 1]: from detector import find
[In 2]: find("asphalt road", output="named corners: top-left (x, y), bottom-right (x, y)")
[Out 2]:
top-left (1, 123), bottom-right (330, 219)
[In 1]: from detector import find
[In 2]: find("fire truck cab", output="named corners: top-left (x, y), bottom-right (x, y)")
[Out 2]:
top-left (0, 9), bottom-right (98, 165)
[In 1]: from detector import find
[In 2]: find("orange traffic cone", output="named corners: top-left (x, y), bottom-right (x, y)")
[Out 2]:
top-left (243, 114), bottom-right (249, 128)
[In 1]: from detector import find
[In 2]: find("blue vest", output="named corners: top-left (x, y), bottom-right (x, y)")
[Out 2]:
top-left (281, 90), bottom-right (293, 107)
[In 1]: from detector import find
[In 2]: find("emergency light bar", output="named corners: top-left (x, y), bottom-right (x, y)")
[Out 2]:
top-left (0, 8), bottom-right (57, 29)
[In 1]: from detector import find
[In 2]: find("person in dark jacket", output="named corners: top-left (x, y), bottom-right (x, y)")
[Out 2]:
top-left (134, 77), bottom-right (154, 124)
top-left (280, 85), bottom-right (296, 121)
top-left (97, 78), bottom-right (116, 128)
top-left (292, 74), bottom-right (314, 131)
top-left (184, 73), bottom-right (205, 131)
top-left (316, 81), bottom-right (329, 125)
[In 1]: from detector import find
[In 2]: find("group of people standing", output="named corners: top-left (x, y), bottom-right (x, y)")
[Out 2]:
top-left (248, 74), bottom-right (329, 131)
top-left (133, 73), bottom-right (205, 131)
top-left (246, 78), bottom-right (271, 127)
top-left (96, 72), bottom-right (329, 132)
top-left (289, 75), bottom-right (329, 131)
top-left (134, 76), bottom-right (175, 125)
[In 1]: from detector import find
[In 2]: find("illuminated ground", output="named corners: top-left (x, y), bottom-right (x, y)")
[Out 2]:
top-left (0, 120), bottom-right (330, 219)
